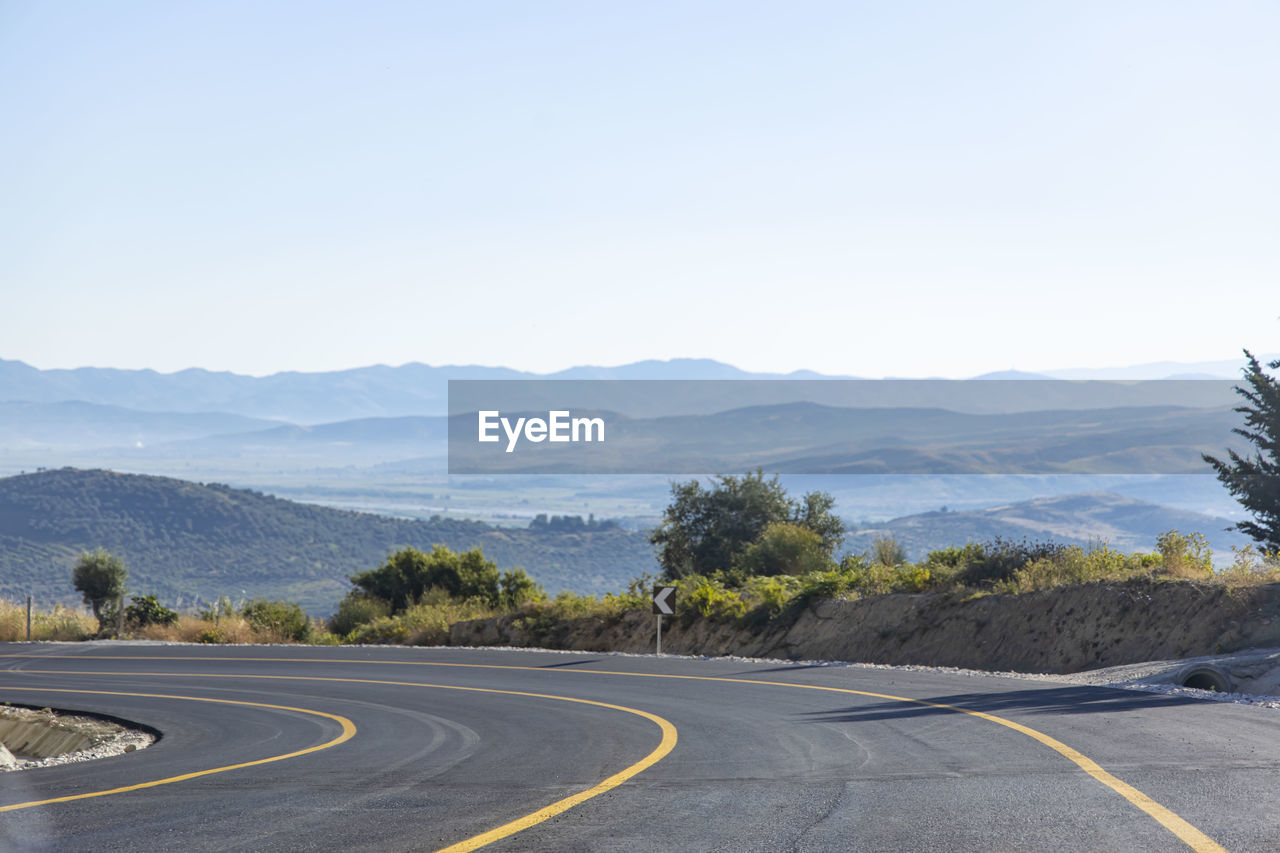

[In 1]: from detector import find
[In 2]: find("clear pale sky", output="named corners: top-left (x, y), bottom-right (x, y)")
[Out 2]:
top-left (2, 1), bottom-right (1277, 377)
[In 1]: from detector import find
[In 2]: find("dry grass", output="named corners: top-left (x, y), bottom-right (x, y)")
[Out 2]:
top-left (343, 593), bottom-right (497, 645)
top-left (0, 600), bottom-right (98, 641)
top-left (131, 614), bottom-right (276, 644)
top-left (1213, 545), bottom-right (1280, 588)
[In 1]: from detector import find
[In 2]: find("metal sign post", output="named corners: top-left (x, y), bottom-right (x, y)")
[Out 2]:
top-left (652, 586), bottom-right (675, 656)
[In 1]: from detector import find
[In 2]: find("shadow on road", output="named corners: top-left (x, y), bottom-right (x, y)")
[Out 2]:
top-left (798, 685), bottom-right (1209, 724)
top-left (538, 659), bottom-right (604, 667)
top-left (730, 664), bottom-right (847, 675)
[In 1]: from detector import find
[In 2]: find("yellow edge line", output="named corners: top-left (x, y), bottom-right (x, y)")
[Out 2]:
top-left (0, 653), bottom-right (1224, 853)
top-left (0, 687), bottom-right (356, 812)
top-left (0, 672), bottom-right (677, 853)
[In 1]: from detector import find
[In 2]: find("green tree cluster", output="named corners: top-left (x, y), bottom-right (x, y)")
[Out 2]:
top-left (649, 470), bottom-right (844, 582)
top-left (330, 544), bottom-right (545, 643)
top-left (349, 544), bottom-right (541, 611)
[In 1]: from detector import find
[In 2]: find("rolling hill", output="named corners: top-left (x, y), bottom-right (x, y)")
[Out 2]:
top-left (449, 401), bottom-right (1250, 475)
top-left (0, 401), bottom-right (280, 449)
top-left (0, 468), bottom-right (656, 614)
top-left (844, 492), bottom-right (1248, 561)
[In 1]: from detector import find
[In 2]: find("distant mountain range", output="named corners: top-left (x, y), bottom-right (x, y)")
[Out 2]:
top-left (2, 354), bottom-right (1272, 424)
top-left (0, 469), bottom-right (657, 613)
top-left (845, 491), bottom-right (1248, 560)
top-left (0, 357), bottom-right (854, 424)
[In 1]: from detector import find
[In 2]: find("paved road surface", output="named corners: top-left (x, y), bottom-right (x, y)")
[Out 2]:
top-left (1, 642), bottom-right (1277, 851)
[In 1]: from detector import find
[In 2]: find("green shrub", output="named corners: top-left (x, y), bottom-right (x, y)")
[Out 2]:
top-left (499, 568), bottom-right (546, 608)
top-left (544, 591), bottom-right (609, 619)
top-left (840, 555), bottom-right (897, 596)
top-left (328, 594), bottom-right (391, 636)
top-left (677, 575), bottom-right (745, 621)
top-left (951, 538), bottom-right (1067, 587)
top-left (894, 565), bottom-right (933, 593)
top-left (342, 596), bottom-right (498, 646)
top-left (797, 569), bottom-right (856, 602)
top-left (869, 535), bottom-right (907, 567)
top-left (996, 543), bottom-right (1149, 593)
top-left (196, 627), bottom-right (227, 644)
top-left (731, 523), bottom-right (836, 582)
top-left (307, 628), bottom-right (342, 646)
top-left (124, 594), bottom-right (179, 628)
top-left (1218, 545), bottom-right (1280, 585)
top-left (241, 598), bottom-right (311, 642)
top-left (345, 615), bottom-right (411, 645)
top-left (921, 544), bottom-right (983, 587)
top-left (350, 545), bottom-right (502, 612)
top-left (1155, 530), bottom-right (1213, 578)
top-left (742, 574), bottom-right (803, 616)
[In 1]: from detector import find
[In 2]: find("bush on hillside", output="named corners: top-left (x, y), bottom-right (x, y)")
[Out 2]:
top-left (328, 594), bottom-right (391, 637)
top-left (124, 594), bottom-right (179, 628)
top-left (241, 598), bottom-right (311, 642)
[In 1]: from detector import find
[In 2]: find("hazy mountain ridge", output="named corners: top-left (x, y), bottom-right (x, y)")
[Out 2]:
top-left (0, 401), bottom-right (282, 450)
top-left (1, 398), bottom-right (1252, 486)
top-left (0, 357), bottom-right (853, 424)
top-left (145, 416), bottom-right (450, 462)
top-left (4, 354), bottom-right (1270, 424)
top-left (450, 402), bottom-right (1249, 475)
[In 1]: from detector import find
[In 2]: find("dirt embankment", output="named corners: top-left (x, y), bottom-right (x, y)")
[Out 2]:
top-left (450, 580), bottom-right (1280, 674)
top-left (0, 705), bottom-right (154, 771)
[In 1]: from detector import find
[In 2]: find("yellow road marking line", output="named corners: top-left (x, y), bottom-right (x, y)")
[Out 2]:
top-left (0, 688), bottom-right (356, 812)
top-left (0, 673), bottom-right (677, 853)
top-left (1, 653), bottom-right (1226, 852)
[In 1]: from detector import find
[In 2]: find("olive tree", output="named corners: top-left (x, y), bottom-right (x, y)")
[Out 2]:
top-left (649, 470), bottom-right (845, 580)
top-left (71, 548), bottom-right (128, 621)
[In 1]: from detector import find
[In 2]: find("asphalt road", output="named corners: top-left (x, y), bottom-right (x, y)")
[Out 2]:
top-left (1, 642), bottom-right (1277, 852)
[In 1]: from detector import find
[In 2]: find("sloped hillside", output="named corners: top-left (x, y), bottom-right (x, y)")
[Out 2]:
top-left (453, 579), bottom-right (1280, 674)
top-left (845, 491), bottom-right (1246, 560)
top-left (0, 469), bottom-right (655, 614)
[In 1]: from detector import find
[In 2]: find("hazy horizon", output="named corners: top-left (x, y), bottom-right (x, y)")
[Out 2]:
top-left (2, 350), bottom-right (1274, 381)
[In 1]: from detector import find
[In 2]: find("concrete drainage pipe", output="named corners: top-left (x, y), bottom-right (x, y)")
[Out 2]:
top-left (1177, 665), bottom-right (1233, 693)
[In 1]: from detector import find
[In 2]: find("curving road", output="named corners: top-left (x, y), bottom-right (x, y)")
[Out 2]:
top-left (1, 642), bottom-right (1278, 852)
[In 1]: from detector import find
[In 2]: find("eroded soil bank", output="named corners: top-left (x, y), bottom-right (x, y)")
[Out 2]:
top-left (450, 580), bottom-right (1280, 675)
top-left (0, 705), bottom-right (154, 771)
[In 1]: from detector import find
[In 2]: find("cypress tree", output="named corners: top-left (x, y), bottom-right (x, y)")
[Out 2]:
top-left (1204, 350), bottom-right (1280, 551)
